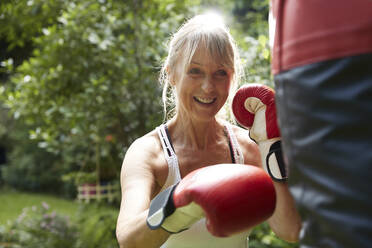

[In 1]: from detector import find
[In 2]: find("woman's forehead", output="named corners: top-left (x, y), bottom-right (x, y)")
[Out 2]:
top-left (187, 44), bottom-right (232, 68)
top-left (190, 48), bottom-right (212, 64)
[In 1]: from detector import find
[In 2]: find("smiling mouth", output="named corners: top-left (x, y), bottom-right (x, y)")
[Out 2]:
top-left (194, 96), bottom-right (216, 104)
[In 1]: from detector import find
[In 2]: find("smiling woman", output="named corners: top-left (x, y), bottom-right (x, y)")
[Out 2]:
top-left (159, 13), bottom-right (242, 122)
top-left (115, 13), bottom-right (301, 248)
top-left (172, 44), bottom-right (233, 123)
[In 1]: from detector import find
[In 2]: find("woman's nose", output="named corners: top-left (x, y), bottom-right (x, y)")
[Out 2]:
top-left (201, 76), bottom-right (214, 92)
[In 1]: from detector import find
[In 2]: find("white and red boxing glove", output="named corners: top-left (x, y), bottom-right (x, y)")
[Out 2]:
top-left (147, 164), bottom-right (276, 237)
top-left (232, 83), bottom-right (287, 181)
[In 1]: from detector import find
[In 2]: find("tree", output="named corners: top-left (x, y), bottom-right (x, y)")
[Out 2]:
top-left (1, 0), bottom-right (198, 182)
top-left (232, 0), bottom-right (272, 87)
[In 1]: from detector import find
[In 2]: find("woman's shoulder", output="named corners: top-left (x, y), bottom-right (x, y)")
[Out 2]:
top-left (123, 127), bottom-right (169, 193)
top-left (227, 122), bottom-right (248, 136)
top-left (227, 122), bottom-right (262, 166)
top-left (125, 128), bottom-right (162, 161)
top-left (227, 124), bottom-right (254, 147)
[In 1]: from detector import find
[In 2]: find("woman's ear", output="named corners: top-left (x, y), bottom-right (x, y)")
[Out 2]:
top-left (167, 66), bottom-right (176, 86)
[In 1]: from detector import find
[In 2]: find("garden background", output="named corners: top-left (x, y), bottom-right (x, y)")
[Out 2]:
top-left (0, 0), bottom-right (298, 247)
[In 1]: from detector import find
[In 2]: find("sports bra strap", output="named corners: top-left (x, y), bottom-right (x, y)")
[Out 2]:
top-left (224, 123), bottom-right (244, 164)
top-left (156, 124), bottom-right (181, 185)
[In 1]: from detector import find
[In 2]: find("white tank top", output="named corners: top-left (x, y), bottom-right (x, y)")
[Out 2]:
top-left (156, 123), bottom-right (251, 248)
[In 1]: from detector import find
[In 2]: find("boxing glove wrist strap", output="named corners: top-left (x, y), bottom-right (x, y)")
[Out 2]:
top-left (258, 140), bottom-right (288, 182)
top-left (267, 140), bottom-right (287, 181)
top-left (147, 183), bottom-right (204, 233)
top-left (147, 183), bottom-right (178, 231)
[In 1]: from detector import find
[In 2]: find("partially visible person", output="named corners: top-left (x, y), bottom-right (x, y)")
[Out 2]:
top-left (269, 0), bottom-right (372, 247)
top-left (116, 13), bottom-right (301, 248)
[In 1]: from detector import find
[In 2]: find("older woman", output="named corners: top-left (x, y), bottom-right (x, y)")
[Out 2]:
top-left (116, 14), bottom-right (301, 248)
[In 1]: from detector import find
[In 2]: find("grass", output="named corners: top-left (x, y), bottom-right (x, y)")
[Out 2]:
top-left (0, 187), bottom-right (119, 225)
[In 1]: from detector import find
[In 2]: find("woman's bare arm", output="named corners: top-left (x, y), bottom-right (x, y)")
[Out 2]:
top-left (252, 143), bottom-right (301, 242)
top-left (116, 137), bottom-right (170, 248)
top-left (267, 181), bottom-right (302, 243)
top-left (235, 126), bottom-right (301, 243)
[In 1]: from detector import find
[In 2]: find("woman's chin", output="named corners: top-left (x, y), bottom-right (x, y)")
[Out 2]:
top-left (192, 107), bottom-right (220, 121)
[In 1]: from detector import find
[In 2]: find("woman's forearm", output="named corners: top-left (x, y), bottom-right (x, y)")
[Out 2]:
top-left (268, 182), bottom-right (302, 243)
top-left (117, 210), bottom-right (171, 248)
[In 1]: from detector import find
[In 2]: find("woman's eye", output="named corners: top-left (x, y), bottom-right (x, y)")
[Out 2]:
top-left (188, 68), bottom-right (202, 74)
top-left (215, 69), bottom-right (228, 77)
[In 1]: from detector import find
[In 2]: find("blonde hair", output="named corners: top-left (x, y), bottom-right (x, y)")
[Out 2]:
top-left (159, 13), bottom-right (242, 121)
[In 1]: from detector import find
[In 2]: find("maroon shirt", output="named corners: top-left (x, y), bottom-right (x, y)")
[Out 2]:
top-left (270, 0), bottom-right (372, 75)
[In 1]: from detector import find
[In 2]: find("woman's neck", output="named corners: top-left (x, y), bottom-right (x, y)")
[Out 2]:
top-left (167, 114), bottom-right (223, 150)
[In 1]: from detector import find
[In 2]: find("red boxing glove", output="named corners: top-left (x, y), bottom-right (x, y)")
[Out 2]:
top-left (232, 83), bottom-right (287, 181)
top-left (147, 164), bottom-right (276, 237)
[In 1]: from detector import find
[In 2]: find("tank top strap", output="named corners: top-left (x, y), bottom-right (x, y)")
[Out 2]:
top-left (224, 123), bottom-right (245, 164)
top-left (156, 124), bottom-right (181, 190)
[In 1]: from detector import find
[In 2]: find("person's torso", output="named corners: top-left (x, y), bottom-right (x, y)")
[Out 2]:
top-left (270, 0), bottom-right (372, 74)
top-left (156, 123), bottom-right (251, 248)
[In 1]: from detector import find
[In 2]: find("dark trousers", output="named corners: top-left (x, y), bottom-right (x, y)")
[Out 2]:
top-left (275, 53), bottom-right (372, 248)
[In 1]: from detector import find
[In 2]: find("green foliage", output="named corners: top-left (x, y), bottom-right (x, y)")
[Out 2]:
top-left (1, 0), bottom-right (195, 182)
top-left (237, 33), bottom-right (272, 87)
top-left (0, 0), bottom-right (65, 80)
top-left (62, 171), bottom-right (98, 186)
top-left (231, 0), bottom-right (273, 87)
top-left (250, 223), bottom-right (299, 248)
top-left (0, 188), bottom-right (81, 224)
top-left (0, 203), bottom-right (78, 248)
top-left (0, 118), bottom-right (69, 194)
top-left (233, 0), bottom-right (270, 38)
top-left (1, 145), bottom-right (63, 193)
top-left (0, 200), bottom-right (119, 248)
top-left (0, 0), bottom-right (64, 50)
top-left (73, 204), bottom-right (118, 248)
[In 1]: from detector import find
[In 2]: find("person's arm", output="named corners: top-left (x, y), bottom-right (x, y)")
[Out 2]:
top-left (116, 137), bottom-right (170, 248)
top-left (267, 180), bottom-right (301, 243)
top-left (240, 136), bottom-right (301, 242)
top-left (232, 84), bottom-right (301, 242)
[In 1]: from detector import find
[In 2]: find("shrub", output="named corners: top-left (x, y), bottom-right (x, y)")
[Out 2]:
top-left (0, 201), bottom-right (120, 248)
top-left (250, 222), bottom-right (299, 248)
top-left (0, 202), bottom-right (77, 248)
top-left (0, 127), bottom-right (71, 196)
top-left (74, 203), bottom-right (119, 248)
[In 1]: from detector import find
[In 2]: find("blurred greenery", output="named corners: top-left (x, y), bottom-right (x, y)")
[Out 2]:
top-left (250, 222), bottom-right (299, 248)
top-left (0, 0), bottom-right (293, 247)
top-left (0, 120), bottom-right (69, 194)
top-left (0, 0), bottom-right (271, 183)
top-left (0, 187), bottom-right (80, 224)
top-left (0, 203), bottom-right (78, 248)
top-left (0, 191), bottom-right (118, 248)
top-left (1, 0), bottom-right (192, 184)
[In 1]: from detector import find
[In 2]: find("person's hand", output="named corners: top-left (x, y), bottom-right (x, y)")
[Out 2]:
top-left (232, 84), bottom-right (287, 181)
top-left (146, 163), bottom-right (276, 237)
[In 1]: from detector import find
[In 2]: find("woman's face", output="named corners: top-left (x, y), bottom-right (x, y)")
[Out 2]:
top-left (172, 45), bottom-right (233, 122)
